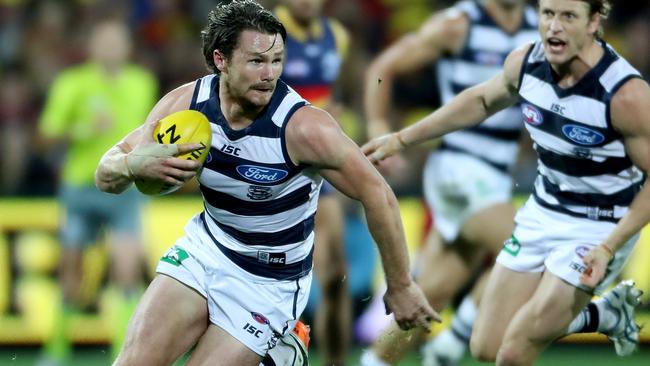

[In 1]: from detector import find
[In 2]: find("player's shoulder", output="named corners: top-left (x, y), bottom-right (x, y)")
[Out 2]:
top-left (611, 77), bottom-right (650, 111)
top-left (287, 105), bottom-right (338, 142)
top-left (149, 81), bottom-right (196, 119)
top-left (419, 5), bottom-right (470, 43)
top-left (503, 42), bottom-right (536, 87)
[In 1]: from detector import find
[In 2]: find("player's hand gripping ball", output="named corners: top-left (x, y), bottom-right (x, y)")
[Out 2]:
top-left (134, 110), bottom-right (212, 195)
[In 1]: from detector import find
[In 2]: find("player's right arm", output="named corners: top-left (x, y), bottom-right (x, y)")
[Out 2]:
top-left (362, 43), bottom-right (531, 163)
top-left (95, 83), bottom-right (202, 194)
top-left (364, 9), bottom-right (468, 138)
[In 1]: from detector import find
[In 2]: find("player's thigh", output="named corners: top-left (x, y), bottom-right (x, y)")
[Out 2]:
top-left (470, 263), bottom-right (541, 360)
top-left (186, 324), bottom-right (262, 366)
top-left (120, 274), bottom-right (208, 364)
top-left (460, 202), bottom-right (515, 254)
top-left (415, 230), bottom-right (483, 309)
top-left (505, 270), bottom-right (592, 344)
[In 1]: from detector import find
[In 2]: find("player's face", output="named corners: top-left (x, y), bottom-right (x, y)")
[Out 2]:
top-left (220, 30), bottom-right (284, 108)
top-left (538, 0), bottom-right (600, 65)
top-left (284, 0), bottom-right (324, 24)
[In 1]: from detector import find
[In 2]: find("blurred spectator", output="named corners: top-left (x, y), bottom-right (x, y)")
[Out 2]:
top-left (0, 66), bottom-right (36, 195)
top-left (37, 19), bottom-right (157, 365)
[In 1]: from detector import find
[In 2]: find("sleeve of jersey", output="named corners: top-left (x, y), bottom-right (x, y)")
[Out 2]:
top-left (330, 19), bottom-right (350, 61)
top-left (39, 71), bottom-right (77, 138)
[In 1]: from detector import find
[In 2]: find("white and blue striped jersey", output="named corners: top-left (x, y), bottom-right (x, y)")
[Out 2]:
top-left (190, 75), bottom-right (323, 279)
top-left (437, 0), bottom-right (538, 173)
top-left (518, 41), bottom-right (645, 222)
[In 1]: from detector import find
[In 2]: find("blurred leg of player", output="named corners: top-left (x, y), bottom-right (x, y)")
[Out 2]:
top-left (421, 272), bottom-right (489, 366)
top-left (361, 201), bottom-right (515, 365)
top-left (313, 189), bottom-right (351, 365)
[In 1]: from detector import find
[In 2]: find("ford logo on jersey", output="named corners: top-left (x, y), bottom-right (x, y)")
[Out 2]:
top-left (562, 124), bottom-right (605, 146)
top-left (236, 165), bottom-right (288, 183)
top-left (522, 103), bottom-right (543, 126)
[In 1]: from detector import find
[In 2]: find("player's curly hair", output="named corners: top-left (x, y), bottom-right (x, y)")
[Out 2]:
top-left (201, 0), bottom-right (286, 74)
top-left (582, 0), bottom-right (611, 38)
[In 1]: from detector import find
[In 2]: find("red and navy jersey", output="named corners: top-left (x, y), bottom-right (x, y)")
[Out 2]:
top-left (276, 6), bottom-right (348, 107)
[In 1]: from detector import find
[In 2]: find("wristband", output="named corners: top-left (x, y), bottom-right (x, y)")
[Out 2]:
top-left (599, 244), bottom-right (614, 258)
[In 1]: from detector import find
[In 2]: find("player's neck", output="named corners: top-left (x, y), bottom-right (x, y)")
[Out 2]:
top-left (552, 40), bottom-right (604, 88)
top-left (484, 0), bottom-right (523, 33)
top-left (218, 84), bottom-right (260, 130)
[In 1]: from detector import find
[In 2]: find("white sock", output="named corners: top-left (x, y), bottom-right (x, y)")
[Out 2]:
top-left (360, 349), bottom-right (390, 366)
top-left (432, 328), bottom-right (467, 359)
top-left (450, 295), bottom-right (476, 342)
top-left (593, 298), bottom-right (617, 332)
top-left (566, 302), bottom-right (600, 334)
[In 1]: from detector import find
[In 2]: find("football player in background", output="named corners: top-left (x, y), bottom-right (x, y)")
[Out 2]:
top-left (38, 19), bottom-right (157, 365)
top-left (275, 0), bottom-right (352, 364)
top-left (363, 0), bottom-right (645, 364)
top-left (361, 0), bottom-right (538, 364)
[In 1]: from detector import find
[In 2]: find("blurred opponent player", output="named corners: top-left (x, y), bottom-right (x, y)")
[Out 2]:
top-left (361, 1), bottom-right (538, 364)
top-left (275, 0), bottom-right (352, 364)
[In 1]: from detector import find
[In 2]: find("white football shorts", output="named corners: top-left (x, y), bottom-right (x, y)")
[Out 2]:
top-left (496, 197), bottom-right (638, 294)
top-left (156, 215), bottom-right (312, 356)
top-left (423, 150), bottom-right (512, 243)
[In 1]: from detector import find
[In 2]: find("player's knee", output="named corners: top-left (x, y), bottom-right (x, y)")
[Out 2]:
top-left (469, 332), bottom-right (498, 362)
top-left (115, 338), bottom-right (168, 366)
top-left (496, 344), bottom-right (525, 366)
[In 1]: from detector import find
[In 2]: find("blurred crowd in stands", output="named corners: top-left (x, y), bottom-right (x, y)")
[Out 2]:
top-left (1, 0), bottom-right (649, 197)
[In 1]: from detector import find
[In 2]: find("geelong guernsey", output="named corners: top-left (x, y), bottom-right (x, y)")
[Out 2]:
top-left (190, 75), bottom-right (323, 279)
top-left (518, 41), bottom-right (644, 222)
top-left (437, 0), bottom-right (538, 173)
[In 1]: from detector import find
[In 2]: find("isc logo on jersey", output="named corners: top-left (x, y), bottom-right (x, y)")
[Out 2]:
top-left (135, 110), bottom-right (212, 195)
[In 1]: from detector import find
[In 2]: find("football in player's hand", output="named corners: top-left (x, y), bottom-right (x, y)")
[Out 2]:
top-left (135, 110), bottom-right (212, 195)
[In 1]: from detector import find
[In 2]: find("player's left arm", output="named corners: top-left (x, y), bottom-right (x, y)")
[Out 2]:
top-left (581, 78), bottom-right (650, 287)
top-left (285, 106), bottom-right (440, 331)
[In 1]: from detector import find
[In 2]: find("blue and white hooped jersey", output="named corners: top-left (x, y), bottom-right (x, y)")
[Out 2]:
top-left (437, 0), bottom-right (538, 173)
top-left (189, 75), bottom-right (323, 279)
top-left (518, 41), bottom-right (644, 222)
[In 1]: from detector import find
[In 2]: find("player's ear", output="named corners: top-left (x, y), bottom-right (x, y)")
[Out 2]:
top-left (213, 50), bottom-right (227, 73)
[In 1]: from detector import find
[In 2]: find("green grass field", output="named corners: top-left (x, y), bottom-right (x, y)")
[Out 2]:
top-left (1, 343), bottom-right (648, 365)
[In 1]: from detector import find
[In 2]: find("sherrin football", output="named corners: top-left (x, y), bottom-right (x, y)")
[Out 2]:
top-left (134, 110), bottom-right (212, 195)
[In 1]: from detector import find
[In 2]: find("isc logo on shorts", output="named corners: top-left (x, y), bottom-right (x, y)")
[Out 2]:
top-left (243, 323), bottom-right (263, 338)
